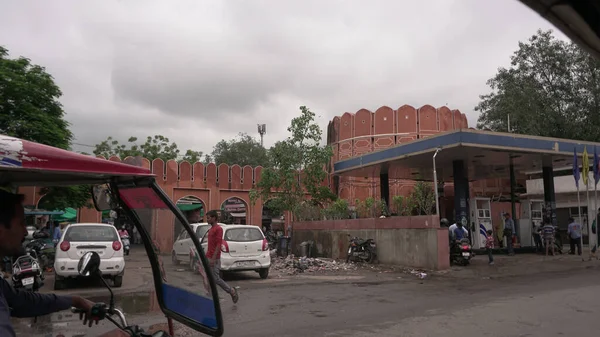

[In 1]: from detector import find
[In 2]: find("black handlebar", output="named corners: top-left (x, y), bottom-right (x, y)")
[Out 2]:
top-left (72, 302), bottom-right (108, 321)
top-left (71, 305), bottom-right (171, 337)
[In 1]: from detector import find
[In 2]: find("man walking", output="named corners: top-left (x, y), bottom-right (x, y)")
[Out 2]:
top-left (567, 217), bottom-right (583, 255)
top-left (503, 212), bottom-right (516, 256)
top-left (205, 210), bottom-right (238, 303)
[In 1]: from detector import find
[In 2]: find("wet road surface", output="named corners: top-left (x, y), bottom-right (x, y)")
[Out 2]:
top-left (13, 262), bottom-right (600, 336)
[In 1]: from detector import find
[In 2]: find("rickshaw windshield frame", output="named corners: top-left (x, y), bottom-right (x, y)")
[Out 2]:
top-left (109, 178), bottom-right (224, 336)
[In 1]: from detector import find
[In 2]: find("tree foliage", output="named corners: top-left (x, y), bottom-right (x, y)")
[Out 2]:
top-left (410, 182), bottom-right (436, 215)
top-left (211, 133), bottom-right (270, 167)
top-left (476, 29), bottom-right (600, 141)
top-left (93, 135), bottom-right (203, 163)
top-left (0, 46), bottom-right (73, 149)
top-left (250, 106), bottom-right (336, 217)
top-left (0, 46), bottom-right (90, 210)
top-left (38, 185), bottom-right (92, 211)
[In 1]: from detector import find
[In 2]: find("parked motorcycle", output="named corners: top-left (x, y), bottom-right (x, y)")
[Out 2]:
top-left (451, 238), bottom-right (473, 266)
top-left (265, 230), bottom-right (278, 250)
top-left (25, 236), bottom-right (55, 271)
top-left (346, 234), bottom-right (377, 263)
top-left (11, 253), bottom-right (44, 291)
top-left (121, 234), bottom-right (131, 256)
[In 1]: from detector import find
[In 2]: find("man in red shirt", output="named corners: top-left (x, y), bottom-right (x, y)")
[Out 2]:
top-left (205, 210), bottom-right (238, 303)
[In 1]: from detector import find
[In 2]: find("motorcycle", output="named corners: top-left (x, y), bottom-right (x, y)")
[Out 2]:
top-left (346, 234), bottom-right (377, 263)
top-left (121, 234), bottom-right (131, 256)
top-left (451, 238), bottom-right (473, 266)
top-left (265, 230), bottom-right (278, 250)
top-left (25, 236), bottom-right (55, 271)
top-left (11, 252), bottom-right (44, 291)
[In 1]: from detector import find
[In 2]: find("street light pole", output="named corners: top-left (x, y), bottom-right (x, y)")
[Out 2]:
top-left (433, 148), bottom-right (442, 218)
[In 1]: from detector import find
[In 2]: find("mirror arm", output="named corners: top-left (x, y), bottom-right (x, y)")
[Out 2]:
top-left (96, 271), bottom-right (115, 312)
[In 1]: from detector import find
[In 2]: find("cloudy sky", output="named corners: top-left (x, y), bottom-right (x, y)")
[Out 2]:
top-left (0, 0), bottom-right (564, 156)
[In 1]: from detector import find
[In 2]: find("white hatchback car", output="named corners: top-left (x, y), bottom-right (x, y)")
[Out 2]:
top-left (54, 223), bottom-right (125, 290)
top-left (200, 224), bottom-right (271, 279)
top-left (171, 222), bottom-right (222, 266)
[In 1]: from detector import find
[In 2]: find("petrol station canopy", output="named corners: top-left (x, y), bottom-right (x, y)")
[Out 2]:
top-left (333, 129), bottom-right (600, 182)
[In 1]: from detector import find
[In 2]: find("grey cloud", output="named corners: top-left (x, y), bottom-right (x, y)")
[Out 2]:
top-left (0, 0), bottom-right (562, 156)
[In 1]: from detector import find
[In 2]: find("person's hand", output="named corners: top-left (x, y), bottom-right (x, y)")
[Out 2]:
top-left (208, 258), bottom-right (215, 267)
top-left (71, 296), bottom-right (97, 327)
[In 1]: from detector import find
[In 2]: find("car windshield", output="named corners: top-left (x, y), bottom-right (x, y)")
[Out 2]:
top-left (196, 225), bottom-right (209, 239)
top-left (117, 184), bottom-right (218, 330)
top-left (224, 228), bottom-right (263, 242)
top-left (64, 226), bottom-right (118, 242)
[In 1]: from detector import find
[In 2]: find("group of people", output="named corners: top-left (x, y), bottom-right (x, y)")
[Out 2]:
top-left (533, 216), bottom-right (585, 256)
top-left (443, 212), bottom-right (518, 265)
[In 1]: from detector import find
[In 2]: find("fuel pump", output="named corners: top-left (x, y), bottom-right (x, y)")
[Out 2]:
top-left (470, 198), bottom-right (493, 249)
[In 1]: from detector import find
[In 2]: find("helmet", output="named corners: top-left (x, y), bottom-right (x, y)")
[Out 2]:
top-left (440, 218), bottom-right (449, 227)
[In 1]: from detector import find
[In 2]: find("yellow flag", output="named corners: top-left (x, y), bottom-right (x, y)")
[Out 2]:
top-left (583, 146), bottom-right (590, 186)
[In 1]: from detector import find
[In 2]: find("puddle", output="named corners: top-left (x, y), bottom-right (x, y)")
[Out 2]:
top-left (12, 291), bottom-right (163, 336)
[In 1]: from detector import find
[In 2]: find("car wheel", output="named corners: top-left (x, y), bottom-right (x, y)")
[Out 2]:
top-left (171, 251), bottom-right (179, 265)
top-left (54, 275), bottom-right (66, 290)
top-left (113, 275), bottom-right (123, 288)
top-left (258, 268), bottom-right (269, 279)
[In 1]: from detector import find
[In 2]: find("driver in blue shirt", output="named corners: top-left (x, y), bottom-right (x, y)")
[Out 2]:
top-left (454, 223), bottom-right (467, 241)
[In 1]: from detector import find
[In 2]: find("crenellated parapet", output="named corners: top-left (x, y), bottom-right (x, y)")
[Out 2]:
top-left (326, 105), bottom-right (469, 161)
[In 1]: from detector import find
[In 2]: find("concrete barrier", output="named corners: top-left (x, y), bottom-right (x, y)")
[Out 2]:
top-left (292, 215), bottom-right (450, 270)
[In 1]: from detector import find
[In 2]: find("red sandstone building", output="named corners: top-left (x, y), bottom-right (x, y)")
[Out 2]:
top-left (19, 103), bottom-right (520, 252)
top-left (326, 104), bottom-right (520, 220)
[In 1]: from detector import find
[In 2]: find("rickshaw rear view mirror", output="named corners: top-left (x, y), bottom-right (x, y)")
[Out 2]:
top-left (91, 184), bottom-right (114, 211)
top-left (78, 251), bottom-right (100, 277)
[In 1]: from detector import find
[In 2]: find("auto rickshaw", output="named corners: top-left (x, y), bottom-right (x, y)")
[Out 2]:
top-left (0, 134), bottom-right (224, 336)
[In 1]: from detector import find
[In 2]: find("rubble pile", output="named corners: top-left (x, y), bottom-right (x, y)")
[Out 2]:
top-left (272, 255), bottom-right (358, 275)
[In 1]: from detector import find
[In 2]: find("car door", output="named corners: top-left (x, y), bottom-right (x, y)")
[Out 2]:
top-left (200, 232), bottom-right (208, 253)
top-left (174, 229), bottom-right (188, 257)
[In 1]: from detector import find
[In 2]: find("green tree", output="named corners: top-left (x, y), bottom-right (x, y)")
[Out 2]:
top-left (182, 149), bottom-right (203, 163)
top-left (94, 135), bottom-right (203, 162)
top-left (0, 46), bottom-right (89, 210)
top-left (0, 46), bottom-right (73, 149)
top-left (410, 182), bottom-right (435, 215)
top-left (250, 106), bottom-right (336, 218)
top-left (211, 133), bottom-right (270, 167)
top-left (476, 30), bottom-right (600, 140)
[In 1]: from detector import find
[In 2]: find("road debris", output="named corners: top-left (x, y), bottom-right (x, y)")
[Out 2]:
top-left (272, 255), bottom-right (358, 275)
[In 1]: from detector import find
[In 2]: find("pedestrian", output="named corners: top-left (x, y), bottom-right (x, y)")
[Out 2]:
top-left (52, 221), bottom-right (61, 246)
top-left (542, 217), bottom-right (556, 256)
top-left (503, 212), bottom-right (516, 256)
top-left (485, 229), bottom-right (494, 265)
top-left (567, 217), bottom-right (582, 255)
top-left (205, 210), bottom-right (238, 303)
top-left (532, 221), bottom-right (543, 253)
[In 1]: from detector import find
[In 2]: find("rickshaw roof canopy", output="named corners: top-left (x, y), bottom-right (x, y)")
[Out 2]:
top-left (0, 135), bottom-right (154, 186)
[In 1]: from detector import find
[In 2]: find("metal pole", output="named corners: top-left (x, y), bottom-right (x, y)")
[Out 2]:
top-left (586, 180), bottom-right (591, 256)
top-left (509, 156), bottom-right (518, 237)
top-left (433, 148), bottom-right (441, 218)
top-left (577, 185), bottom-right (584, 261)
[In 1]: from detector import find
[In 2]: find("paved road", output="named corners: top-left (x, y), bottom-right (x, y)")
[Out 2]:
top-left (14, 263), bottom-right (600, 336)
top-left (219, 267), bottom-right (600, 337)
